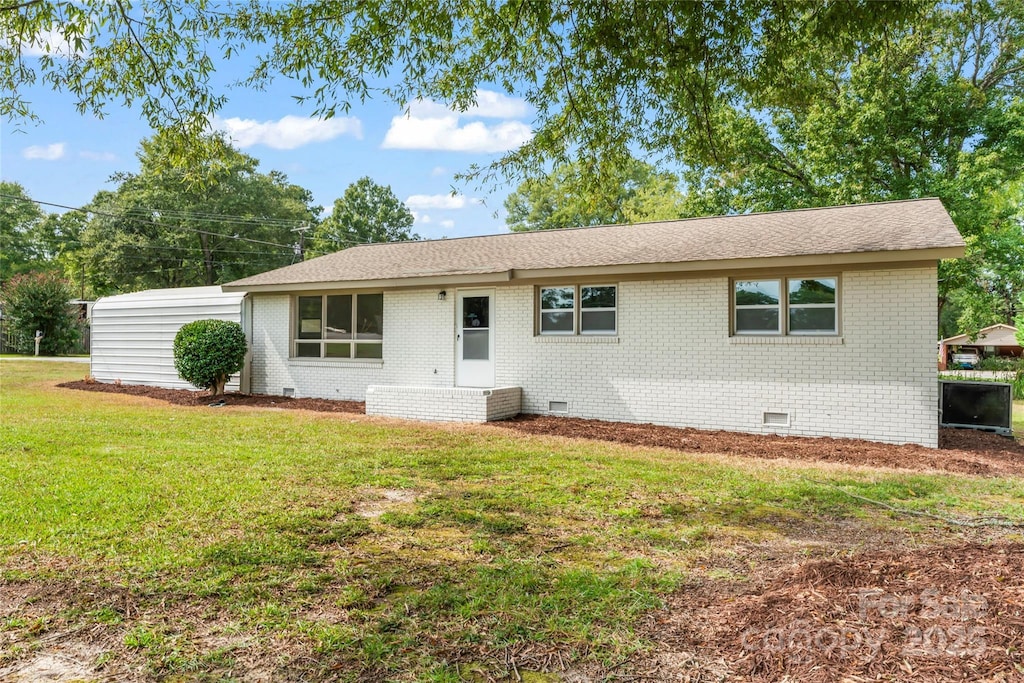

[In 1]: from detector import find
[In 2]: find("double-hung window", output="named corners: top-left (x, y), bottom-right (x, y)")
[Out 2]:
top-left (538, 285), bottom-right (617, 335)
top-left (734, 277), bottom-right (838, 336)
top-left (295, 293), bottom-right (383, 358)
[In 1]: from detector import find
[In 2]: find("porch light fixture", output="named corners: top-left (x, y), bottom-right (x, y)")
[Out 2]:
top-left (438, 290), bottom-right (447, 301)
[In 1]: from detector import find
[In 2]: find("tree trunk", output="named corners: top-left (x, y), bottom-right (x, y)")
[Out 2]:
top-left (212, 375), bottom-right (226, 397)
top-left (200, 232), bottom-right (215, 286)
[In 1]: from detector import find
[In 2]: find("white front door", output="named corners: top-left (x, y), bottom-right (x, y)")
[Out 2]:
top-left (456, 289), bottom-right (495, 387)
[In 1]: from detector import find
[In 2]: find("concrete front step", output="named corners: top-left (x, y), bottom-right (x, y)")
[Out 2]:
top-left (365, 385), bottom-right (522, 423)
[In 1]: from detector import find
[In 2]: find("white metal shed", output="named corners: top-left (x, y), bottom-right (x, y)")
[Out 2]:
top-left (90, 286), bottom-right (250, 392)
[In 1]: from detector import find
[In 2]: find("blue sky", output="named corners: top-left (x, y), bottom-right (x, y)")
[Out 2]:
top-left (1, 39), bottom-right (534, 240)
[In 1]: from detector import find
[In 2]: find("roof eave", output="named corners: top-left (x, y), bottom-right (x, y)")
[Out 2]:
top-left (222, 270), bottom-right (514, 293)
top-left (510, 246), bottom-right (965, 282)
top-left (222, 245), bottom-right (965, 293)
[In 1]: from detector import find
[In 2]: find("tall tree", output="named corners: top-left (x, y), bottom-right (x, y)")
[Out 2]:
top-left (36, 210), bottom-right (90, 298)
top-left (309, 177), bottom-right (417, 255)
top-left (947, 184), bottom-right (1024, 332)
top-left (78, 133), bottom-right (317, 293)
top-left (505, 158), bottom-right (685, 231)
top-left (0, 271), bottom-right (79, 355)
top-left (2, 2), bottom-right (921, 184)
top-left (673, 0), bottom-right (1024, 334)
top-left (0, 181), bottom-right (49, 282)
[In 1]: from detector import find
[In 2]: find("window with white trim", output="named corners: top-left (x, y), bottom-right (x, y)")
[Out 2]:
top-left (733, 277), bottom-right (837, 335)
top-left (539, 285), bottom-right (617, 335)
top-left (734, 280), bottom-right (782, 334)
top-left (294, 293), bottom-right (383, 358)
top-left (787, 278), bottom-right (838, 334)
top-left (540, 286), bottom-right (575, 334)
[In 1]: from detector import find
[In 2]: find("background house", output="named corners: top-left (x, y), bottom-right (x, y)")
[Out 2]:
top-left (938, 323), bottom-right (1022, 370)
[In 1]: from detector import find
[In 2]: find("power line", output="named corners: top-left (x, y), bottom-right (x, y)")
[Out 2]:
top-left (78, 251), bottom-right (292, 269)
top-left (119, 207), bottom-right (312, 228)
top-left (33, 235), bottom-right (295, 258)
top-left (0, 194), bottom-right (301, 251)
top-left (3, 192), bottom-right (385, 254)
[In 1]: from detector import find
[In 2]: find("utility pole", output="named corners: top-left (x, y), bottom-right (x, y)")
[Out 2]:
top-left (291, 223), bottom-right (310, 262)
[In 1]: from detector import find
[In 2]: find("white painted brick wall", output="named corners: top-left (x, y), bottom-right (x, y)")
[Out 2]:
top-left (485, 386), bottom-right (523, 421)
top-left (494, 268), bottom-right (938, 447)
top-left (249, 266), bottom-right (939, 446)
top-left (365, 385), bottom-right (521, 422)
top-left (249, 290), bottom-right (454, 401)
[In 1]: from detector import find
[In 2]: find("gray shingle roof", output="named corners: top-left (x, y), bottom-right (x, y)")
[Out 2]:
top-left (225, 198), bottom-right (964, 290)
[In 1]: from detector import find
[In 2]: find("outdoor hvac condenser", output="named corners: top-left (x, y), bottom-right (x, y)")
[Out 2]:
top-left (939, 380), bottom-right (1013, 437)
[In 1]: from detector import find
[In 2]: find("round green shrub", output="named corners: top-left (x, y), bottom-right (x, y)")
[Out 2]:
top-left (172, 319), bottom-right (247, 395)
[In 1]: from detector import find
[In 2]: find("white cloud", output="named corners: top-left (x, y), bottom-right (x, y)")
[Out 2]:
top-left (383, 116), bottom-right (531, 153)
top-left (79, 150), bottom-right (117, 162)
top-left (18, 26), bottom-right (88, 58)
top-left (405, 194), bottom-right (467, 210)
top-left (211, 114), bottom-right (362, 150)
top-left (382, 89), bottom-right (532, 153)
top-left (412, 212), bottom-right (432, 224)
top-left (23, 143), bottom-right (65, 161)
top-left (439, 219), bottom-right (455, 230)
top-left (467, 90), bottom-right (530, 118)
top-left (407, 99), bottom-right (453, 119)
top-left (431, 166), bottom-right (448, 177)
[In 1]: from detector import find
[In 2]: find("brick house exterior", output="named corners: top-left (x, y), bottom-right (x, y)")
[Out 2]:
top-left (225, 199), bottom-right (964, 447)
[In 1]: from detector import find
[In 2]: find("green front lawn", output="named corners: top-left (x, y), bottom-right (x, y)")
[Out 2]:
top-left (1015, 399), bottom-right (1024, 436)
top-left (0, 353), bottom-right (90, 358)
top-left (1, 360), bottom-right (1022, 680)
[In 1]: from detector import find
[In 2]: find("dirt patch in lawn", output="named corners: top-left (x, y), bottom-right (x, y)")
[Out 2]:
top-left (353, 488), bottom-right (423, 518)
top-left (0, 575), bottom-right (284, 682)
top-left (639, 541), bottom-right (1024, 682)
top-left (58, 380), bottom-right (1024, 476)
top-left (3, 541), bottom-right (1020, 682)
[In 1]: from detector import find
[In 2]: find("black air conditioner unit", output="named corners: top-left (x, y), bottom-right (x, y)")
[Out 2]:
top-left (939, 380), bottom-right (1013, 437)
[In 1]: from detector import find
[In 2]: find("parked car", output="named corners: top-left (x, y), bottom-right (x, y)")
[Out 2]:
top-left (951, 350), bottom-right (981, 369)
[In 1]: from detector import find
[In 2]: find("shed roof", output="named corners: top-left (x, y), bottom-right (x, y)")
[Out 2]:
top-left (224, 198), bottom-right (964, 292)
top-left (92, 286), bottom-right (246, 312)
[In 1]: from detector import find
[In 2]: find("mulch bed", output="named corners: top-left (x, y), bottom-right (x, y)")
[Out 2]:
top-left (641, 542), bottom-right (1024, 681)
top-left (57, 379), bottom-right (365, 413)
top-left (493, 414), bottom-right (1024, 477)
top-left (57, 380), bottom-right (1024, 476)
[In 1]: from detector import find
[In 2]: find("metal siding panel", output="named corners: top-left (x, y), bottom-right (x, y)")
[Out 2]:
top-left (91, 287), bottom-right (244, 392)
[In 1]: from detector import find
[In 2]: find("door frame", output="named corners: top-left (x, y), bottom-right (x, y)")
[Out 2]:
top-left (455, 288), bottom-right (495, 388)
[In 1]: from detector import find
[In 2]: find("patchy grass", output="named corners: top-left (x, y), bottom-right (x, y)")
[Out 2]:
top-left (1014, 399), bottom-right (1023, 436)
top-left (1, 360), bottom-right (1022, 681)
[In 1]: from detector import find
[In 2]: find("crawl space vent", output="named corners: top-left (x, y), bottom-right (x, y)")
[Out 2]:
top-left (763, 411), bottom-right (791, 427)
top-left (548, 401), bottom-right (569, 413)
top-left (283, 387), bottom-right (295, 397)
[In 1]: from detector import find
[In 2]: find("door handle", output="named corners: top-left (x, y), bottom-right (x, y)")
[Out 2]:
top-left (457, 334), bottom-right (461, 340)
